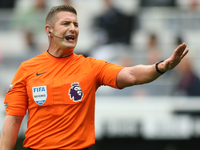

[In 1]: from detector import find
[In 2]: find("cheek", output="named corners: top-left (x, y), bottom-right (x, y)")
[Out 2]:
top-left (76, 29), bottom-right (79, 37)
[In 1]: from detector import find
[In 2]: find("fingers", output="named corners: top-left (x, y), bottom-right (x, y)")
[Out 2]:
top-left (178, 43), bottom-right (187, 52)
top-left (181, 42), bottom-right (187, 47)
top-left (175, 43), bottom-right (188, 56)
top-left (180, 48), bottom-right (189, 59)
top-left (176, 43), bottom-right (186, 50)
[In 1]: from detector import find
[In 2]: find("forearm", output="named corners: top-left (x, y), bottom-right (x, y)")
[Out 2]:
top-left (129, 64), bottom-right (162, 85)
top-left (0, 115), bottom-right (23, 150)
top-left (117, 62), bottom-right (165, 88)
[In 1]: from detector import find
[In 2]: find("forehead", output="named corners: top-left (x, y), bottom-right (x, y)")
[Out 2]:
top-left (56, 11), bottom-right (78, 22)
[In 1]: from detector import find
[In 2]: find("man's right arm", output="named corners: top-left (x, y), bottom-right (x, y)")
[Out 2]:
top-left (0, 115), bottom-right (23, 150)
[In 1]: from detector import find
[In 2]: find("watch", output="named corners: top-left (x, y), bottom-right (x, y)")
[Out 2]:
top-left (155, 60), bottom-right (165, 74)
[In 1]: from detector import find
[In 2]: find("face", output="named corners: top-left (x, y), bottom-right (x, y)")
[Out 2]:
top-left (52, 11), bottom-right (79, 49)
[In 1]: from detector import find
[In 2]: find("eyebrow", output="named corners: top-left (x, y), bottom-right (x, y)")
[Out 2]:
top-left (61, 20), bottom-right (78, 23)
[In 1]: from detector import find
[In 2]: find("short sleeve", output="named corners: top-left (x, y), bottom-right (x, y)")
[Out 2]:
top-left (87, 58), bottom-right (124, 89)
top-left (4, 63), bottom-right (28, 116)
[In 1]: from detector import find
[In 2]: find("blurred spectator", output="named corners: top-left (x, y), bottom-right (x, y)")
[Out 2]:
top-left (12, 0), bottom-right (48, 32)
top-left (174, 57), bottom-right (200, 96)
top-left (0, 0), bottom-right (16, 9)
top-left (176, 36), bottom-right (183, 45)
top-left (190, 0), bottom-right (199, 11)
top-left (24, 30), bottom-right (37, 53)
top-left (145, 33), bottom-right (162, 64)
top-left (127, 33), bottom-right (170, 97)
top-left (169, 36), bottom-right (200, 96)
top-left (176, 0), bottom-right (200, 11)
top-left (62, 0), bottom-right (72, 5)
top-left (0, 0), bottom-right (16, 30)
top-left (118, 55), bottom-right (134, 67)
top-left (93, 0), bottom-right (138, 45)
top-left (89, 43), bottom-right (130, 64)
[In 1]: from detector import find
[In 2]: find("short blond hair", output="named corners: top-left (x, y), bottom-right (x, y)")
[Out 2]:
top-left (45, 5), bottom-right (77, 28)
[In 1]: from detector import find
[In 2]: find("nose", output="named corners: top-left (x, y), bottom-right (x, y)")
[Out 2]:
top-left (69, 23), bottom-right (75, 32)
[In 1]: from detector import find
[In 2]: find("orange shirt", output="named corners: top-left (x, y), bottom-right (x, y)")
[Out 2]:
top-left (4, 52), bottom-right (123, 150)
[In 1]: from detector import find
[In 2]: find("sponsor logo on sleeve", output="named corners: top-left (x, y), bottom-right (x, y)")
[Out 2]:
top-left (68, 82), bottom-right (84, 102)
top-left (6, 84), bottom-right (14, 94)
top-left (32, 86), bottom-right (47, 105)
top-left (4, 103), bottom-right (7, 108)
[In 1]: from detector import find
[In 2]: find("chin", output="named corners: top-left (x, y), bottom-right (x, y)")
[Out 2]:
top-left (64, 43), bottom-right (76, 49)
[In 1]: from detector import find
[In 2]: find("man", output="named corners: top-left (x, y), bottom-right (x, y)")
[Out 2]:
top-left (0, 5), bottom-right (188, 150)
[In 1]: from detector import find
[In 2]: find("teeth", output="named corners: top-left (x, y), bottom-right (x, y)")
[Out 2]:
top-left (66, 36), bottom-right (74, 40)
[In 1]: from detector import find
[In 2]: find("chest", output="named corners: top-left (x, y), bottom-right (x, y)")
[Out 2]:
top-left (25, 61), bottom-right (95, 108)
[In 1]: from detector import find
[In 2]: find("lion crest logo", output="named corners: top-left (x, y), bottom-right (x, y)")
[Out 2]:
top-left (68, 82), bottom-right (84, 102)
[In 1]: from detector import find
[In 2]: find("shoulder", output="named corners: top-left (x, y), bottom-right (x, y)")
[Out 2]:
top-left (22, 52), bottom-right (48, 67)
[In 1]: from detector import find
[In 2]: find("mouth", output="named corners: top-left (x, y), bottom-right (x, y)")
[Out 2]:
top-left (65, 35), bottom-right (75, 41)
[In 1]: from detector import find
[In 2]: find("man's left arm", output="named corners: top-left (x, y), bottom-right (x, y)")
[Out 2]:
top-left (117, 43), bottom-right (189, 89)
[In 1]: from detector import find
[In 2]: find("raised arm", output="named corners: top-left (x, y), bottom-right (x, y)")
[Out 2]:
top-left (117, 43), bottom-right (189, 89)
top-left (0, 115), bottom-right (23, 150)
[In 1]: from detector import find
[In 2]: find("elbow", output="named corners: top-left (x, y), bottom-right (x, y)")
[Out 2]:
top-left (117, 76), bottom-right (138, 89)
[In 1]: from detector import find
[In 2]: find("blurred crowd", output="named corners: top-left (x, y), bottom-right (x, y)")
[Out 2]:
top-left (0, 1), bottom-right (200, 149)
top-left (0, 0), bottom-right (200, 98)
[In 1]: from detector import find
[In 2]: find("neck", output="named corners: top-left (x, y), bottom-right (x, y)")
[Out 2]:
top-left (48, 47), bottom-right (74, 58)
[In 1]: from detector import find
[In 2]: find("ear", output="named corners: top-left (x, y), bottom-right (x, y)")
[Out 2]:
top-left (45, 25), bottom-right (52, 37)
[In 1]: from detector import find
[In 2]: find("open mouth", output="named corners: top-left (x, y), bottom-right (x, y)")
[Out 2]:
top-left (65, 36), bottom-right (75, 41)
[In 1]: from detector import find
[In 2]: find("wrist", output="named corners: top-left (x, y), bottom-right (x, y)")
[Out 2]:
top-left (155, 60), bottom-right (166, 74)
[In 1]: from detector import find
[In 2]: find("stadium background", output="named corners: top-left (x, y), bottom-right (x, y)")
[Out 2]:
top-left (0, 0), bottom-right (200, 150)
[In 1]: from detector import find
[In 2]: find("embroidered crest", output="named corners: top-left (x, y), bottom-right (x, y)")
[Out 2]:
top-left (68, 82), bottom-right (84, 102)
top-left (32, 86), bottom-right (47, 105)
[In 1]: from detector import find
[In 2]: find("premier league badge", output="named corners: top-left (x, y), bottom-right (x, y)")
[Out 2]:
top-left (68, 82), bottom-right (84, 102)
top-left (32, 85), bottom-right (47, 105)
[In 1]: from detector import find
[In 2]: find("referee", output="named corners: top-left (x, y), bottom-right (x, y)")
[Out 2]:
top-left (0, 5), bottom-right (188, 150)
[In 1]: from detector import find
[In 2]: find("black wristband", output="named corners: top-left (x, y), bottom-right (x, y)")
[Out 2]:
top-left (155, 60), bottom-right (165, 74)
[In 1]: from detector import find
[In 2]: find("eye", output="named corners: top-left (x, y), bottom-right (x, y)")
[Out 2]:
top-left (63, 22), bottom-right (70, 25)
top-left (74, 23), bottom-right (78, 27)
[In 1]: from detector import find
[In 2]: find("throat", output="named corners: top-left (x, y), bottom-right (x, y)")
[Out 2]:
top-left (47, 50), bottom-right (73, 58)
